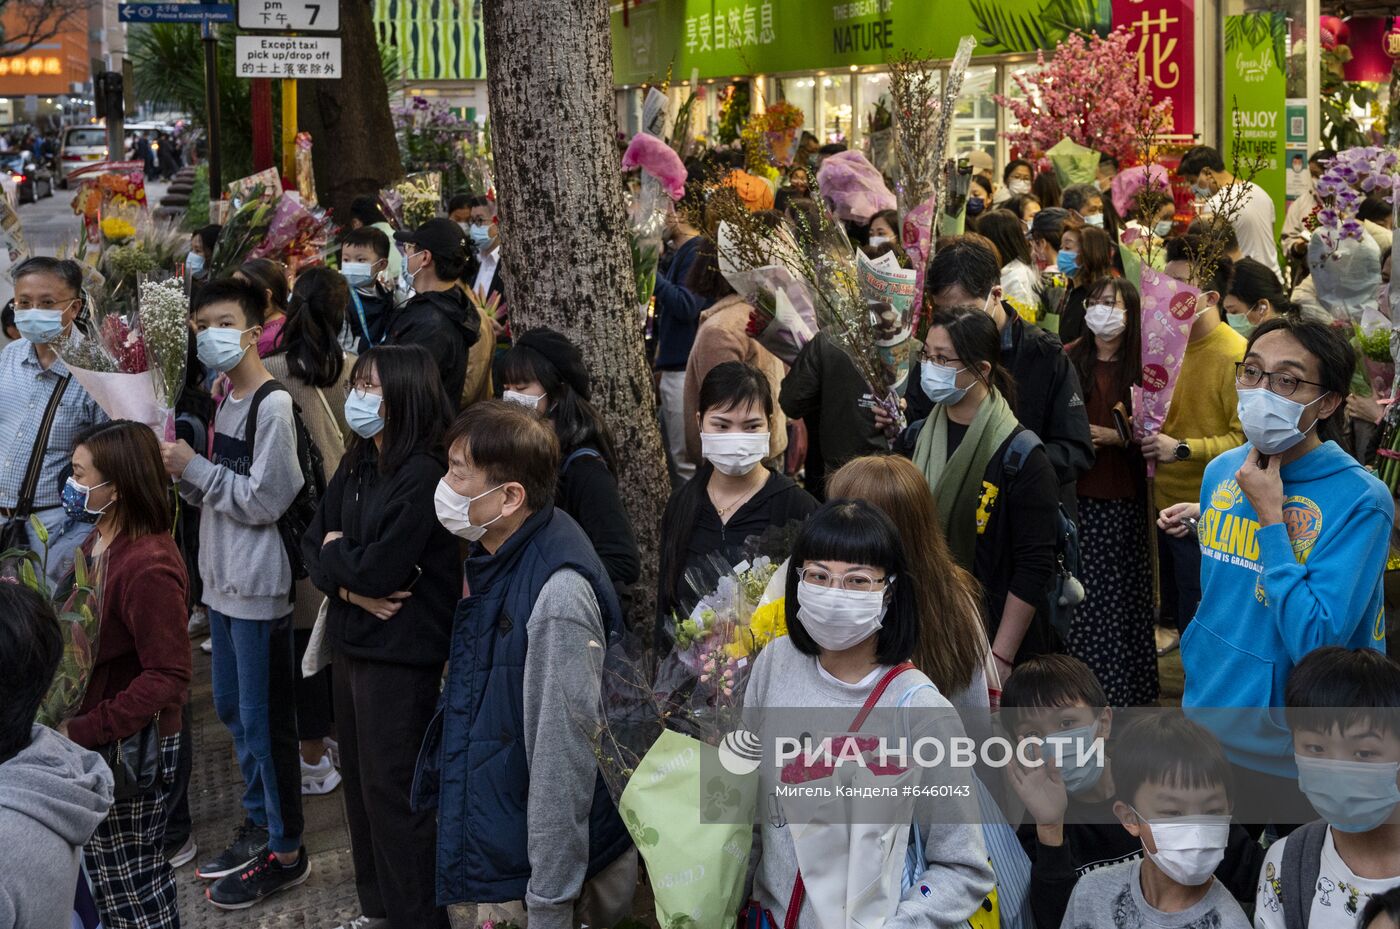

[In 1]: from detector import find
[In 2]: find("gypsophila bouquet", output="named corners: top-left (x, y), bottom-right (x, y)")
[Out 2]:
top-left (1314, 147), bottom-right (1400, 253)
top-left (136, 277), bottom-right (190, 416)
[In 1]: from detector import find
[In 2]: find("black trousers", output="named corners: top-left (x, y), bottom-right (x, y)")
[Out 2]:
top-left (293, 627), bottom-right (334, 742)
top-left (162, 701), bottom-right (193, 851)
top-left (334, 654), bottom-right (447, 928)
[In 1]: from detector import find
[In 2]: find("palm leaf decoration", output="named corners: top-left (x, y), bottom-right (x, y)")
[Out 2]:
top-left (970, 0), bottom-right (1052, 52)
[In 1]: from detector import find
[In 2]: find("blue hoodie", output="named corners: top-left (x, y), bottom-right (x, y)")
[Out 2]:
top-left (1183, 440), bottom-right (1392, 776)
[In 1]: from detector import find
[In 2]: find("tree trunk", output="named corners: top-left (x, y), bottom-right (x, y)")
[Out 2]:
top-left (482, 0), bottom-right (670, 638)
top-left (296, 0), bottom-right (402, 219)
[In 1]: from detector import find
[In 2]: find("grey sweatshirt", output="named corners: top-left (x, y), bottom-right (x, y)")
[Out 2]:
top-left (744, 637), bottom-right (996, 929)
top-left (522, 568), bottom-right (610, 929)
top-left (1060, 860), bottom-right (1250, 929)
top-left (180, 385), bottom-right (304, 619)
top-left (0, 726), bottom-right (113, 929)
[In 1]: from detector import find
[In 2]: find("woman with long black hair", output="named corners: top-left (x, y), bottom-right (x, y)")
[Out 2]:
top-left (498, 327), bottom-right (641, 603)
top-left (1055, 222), bottom-right (1118, 344)
top-left (303, 344), bottom-right (458, 929)
top-left (1064, 277), bottom-right (1157, 705)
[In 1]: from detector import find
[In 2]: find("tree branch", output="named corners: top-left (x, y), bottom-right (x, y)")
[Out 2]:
top-left (0, 0), bottom-right (87, 58)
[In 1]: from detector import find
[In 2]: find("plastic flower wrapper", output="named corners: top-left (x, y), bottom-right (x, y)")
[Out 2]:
top-left (1047, 136), bottom-right (1100, 188)
top-left (622, 130), bottom-right (686, 315)
top-left (1310, 232), bottom-right (1381, 324)
top-left (0, 520), bottom-right (102, 727)
top-left (817, 150), bottom-right (896, 224)
top-left (717, 219), bottom-right (818, 364)
top-left (857, 249), bottom-right (919, 394)
top-left (1132, 268), bottom-right (1197, 478)
top-left (393, 172), bottom-right (442, 229)
top-left (250, 191), bottom-right (338, 271)
top-left (209, 189), bottom-right (277, 276)
top-left (1313, 147), bottom-right (1400, 253)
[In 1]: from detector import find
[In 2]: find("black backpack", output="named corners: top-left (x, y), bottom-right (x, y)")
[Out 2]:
top-left (1001, 429), bottom-right (1084, 643)
top-left (244, 380), bottom-right (326, 588)
top-left (1282, 820), bottom-right (1329, 929)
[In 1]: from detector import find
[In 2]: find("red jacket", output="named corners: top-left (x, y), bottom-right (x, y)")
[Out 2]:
top-left (67, 532), bottom-right (191, 749)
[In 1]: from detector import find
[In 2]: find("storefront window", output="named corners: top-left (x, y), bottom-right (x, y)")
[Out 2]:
top-left (781, 77), bottom-right (817, 137)
top-left (860, 71), bottom-right (895, 137)
top-left (821, 74), bottom-right (852, 144)
top-left (952, 65), bottom-right (998, 162)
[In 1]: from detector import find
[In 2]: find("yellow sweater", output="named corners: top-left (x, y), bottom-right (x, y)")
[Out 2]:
top-left (1153, 322), bottom-right (1247, 510)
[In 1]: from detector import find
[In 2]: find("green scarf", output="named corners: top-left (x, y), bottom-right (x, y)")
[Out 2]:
top-left (911, 390), bottom-right (1019, 567)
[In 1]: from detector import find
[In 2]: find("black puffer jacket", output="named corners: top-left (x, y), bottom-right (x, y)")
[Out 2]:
top-left (386, 286), bottom-right (480, 406)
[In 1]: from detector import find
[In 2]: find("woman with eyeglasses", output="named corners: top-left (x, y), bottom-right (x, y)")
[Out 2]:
top-left (60, 420), bottom-right (191, 929)
top-left (743, 499), bottom-right (995, 929)
top-left (1162, 317), bottom-right (1392, 818)
top-left (302, 343), bottom-right (458, 928)
top-left (901, 306), bottom-right (1061, 680)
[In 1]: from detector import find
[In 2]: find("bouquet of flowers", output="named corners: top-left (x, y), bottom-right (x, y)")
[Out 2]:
top-left (1, 518), bottom-right (102, 728)
top-left (759, 100), bottom-right (804, 167)
top-left (1131, 268), bottom-right (1197, 478)
top-left (208, 189), bottom-right (276, 276)
top-left (1313, 147), bottom-right (1400, 254)
top-left (294, 132), bottom-right (317, 203)
top-left (72, 169), bottom-right (148, 246)
top-left (718, 217), bottom-right (818, 364)
top-left (621, 131), bottom-right (687, 317)
top-left (250, 191), bottom-right (338, 272)
top-left (98, 219), bottom-right (187, 319)
top-left (393, 172), bottom-right (442, 229)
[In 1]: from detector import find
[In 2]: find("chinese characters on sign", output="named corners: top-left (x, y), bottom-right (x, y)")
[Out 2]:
top-left (685, 0), bottom-right (776, 54)
top-left (1113, 0), bottom-right (1195, 137)
top-left (0, 56), bottom-right (62, 77)
top-left (237, 0), bottom-right (339, 32)
top-left (234, 35), bottom-right (342, 79)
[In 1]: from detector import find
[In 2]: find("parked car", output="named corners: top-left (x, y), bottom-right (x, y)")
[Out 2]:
top-left (2, 150), bottom-right (53, 203)
top-left (56, 125), bottom-right (109, 188)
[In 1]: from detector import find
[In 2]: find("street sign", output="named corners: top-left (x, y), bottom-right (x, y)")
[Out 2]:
top-left (234, 35), bottom-right (341, 79)
top-left (237, 0), bottom-right (338, 32)
top-left (118, 3), bottom-right (234, 23)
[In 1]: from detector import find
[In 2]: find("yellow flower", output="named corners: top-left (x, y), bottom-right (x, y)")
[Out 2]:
top-left (100, 217), bottom-right (136, 241)
top-left (748, 598), bottom-right (788, 648)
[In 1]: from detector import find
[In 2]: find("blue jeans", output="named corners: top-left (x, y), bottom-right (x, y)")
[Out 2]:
top-left (1156, 527), bottom-right (1203, 633)
top-left (208, 610), bottom-right (304, 854)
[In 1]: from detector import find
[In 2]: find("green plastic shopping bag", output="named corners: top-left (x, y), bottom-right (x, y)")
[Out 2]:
top-left (619, 729), bottom-right (760, 929)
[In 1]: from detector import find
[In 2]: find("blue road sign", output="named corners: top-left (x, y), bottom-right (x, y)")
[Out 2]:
top-left (118, 3), bottom-right (235, 24)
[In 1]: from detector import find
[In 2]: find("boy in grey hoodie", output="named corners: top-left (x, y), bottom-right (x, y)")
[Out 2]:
top-left (0, 583), bottom-right (113, 929)
top-left (162, 278), bottom-right (309, 909)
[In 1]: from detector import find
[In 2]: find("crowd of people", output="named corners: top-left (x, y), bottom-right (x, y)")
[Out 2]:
top-left (0, 133), bottom-right (1398, 929)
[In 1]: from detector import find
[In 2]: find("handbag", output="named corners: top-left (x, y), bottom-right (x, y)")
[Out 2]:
top-left (102, 713), bottom-right (162, 801)
top-left (0, 373), bottom-right (71, 553)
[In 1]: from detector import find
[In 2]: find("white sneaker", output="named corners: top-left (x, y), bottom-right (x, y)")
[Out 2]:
top-left (165, 835), bottom-right (198, 868)
top-left (200, 637), bottom-right (213, 655)
top-left (323, 736), bottom-right (340, 769)
top-left (337, 917), bottom-right (391, 929)
top-left (188, 607), bottom-right (209, 637)
top-left (301, 754), bottom-right (342, 795)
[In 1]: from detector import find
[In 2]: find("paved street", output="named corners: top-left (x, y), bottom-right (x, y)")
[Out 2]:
top-left (15, 178), bottom-right (170, 256)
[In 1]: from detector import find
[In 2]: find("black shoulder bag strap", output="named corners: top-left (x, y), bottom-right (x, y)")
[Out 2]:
top-left (12, 372), bottom-right (71, 519)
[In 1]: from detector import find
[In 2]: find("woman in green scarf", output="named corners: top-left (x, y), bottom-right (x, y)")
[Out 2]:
top-left (903, 306), bottom-right (1062, 681)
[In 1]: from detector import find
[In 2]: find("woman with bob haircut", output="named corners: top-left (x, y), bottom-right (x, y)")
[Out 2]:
top-left (743, 499), bottom-right (994, 929)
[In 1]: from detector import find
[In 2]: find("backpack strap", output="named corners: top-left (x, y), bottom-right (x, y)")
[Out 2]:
top-left (1283, 820), bottom-right (1329, 929)
top-left (242, 380), bottom-right (288, 458)
top-left (1000, 429), bottom-right (1042, 481)
top-left (13, 372), bottom-right (70, 517)
top-left (561, 446), bottom-right (605, 473)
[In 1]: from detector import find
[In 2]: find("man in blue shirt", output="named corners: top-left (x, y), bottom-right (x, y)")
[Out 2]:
top-left (0, 257), bottom-right (106, 588)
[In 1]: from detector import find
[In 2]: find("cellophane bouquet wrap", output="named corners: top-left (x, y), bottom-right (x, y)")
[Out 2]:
top-left (209, 189), bottom-right (276, 276)
top-left (393, 172), bottom-right (442, 229)
top-left (1132, 268), bottom-right (1197, 478)
top-left (717, 219), bottom-right (818, 365)
top-left (250, 191), bottom-right (338, 273)
top-left (621, 131), bottom-right (687, 318)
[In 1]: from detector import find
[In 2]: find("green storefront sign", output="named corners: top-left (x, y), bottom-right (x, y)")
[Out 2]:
top-left (1222, 12), bottom-right (1287, 237)
top-left (611, 0), bottom-right (1114, 85)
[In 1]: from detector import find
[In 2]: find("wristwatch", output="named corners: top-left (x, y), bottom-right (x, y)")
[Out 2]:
top-left (1173, 440), bottom-right (1191, 461)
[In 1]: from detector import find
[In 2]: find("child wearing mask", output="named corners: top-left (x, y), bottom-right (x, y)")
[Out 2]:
top-left (339, 226), bottom-right (394, 352)
top-left (1004, 656), bottom-right (1262, 929)
top-left (1060, 714), bottom-right (1252, 929)
top-left (1255, 647), bottom-right (1400, 929)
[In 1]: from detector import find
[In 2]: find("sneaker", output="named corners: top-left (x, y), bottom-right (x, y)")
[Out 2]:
top-left (1155, 626), bottom-right (1180, 656)
top-left (165, 835), bottom-right (198, 868)
top-left (206, 848), bottom-right (311, 910)
top-left (200, 637), bottom-right (213, 654)
top-left (323, 736), bottom-right (340, 769)
top-left (337, 917), bottom-right (391, 929)
top-left (301, 754), bottom-right (341, 796)
top-left (188, 607), bottom-right (209, 637)
top-left (195, 820), bottom-right (269, 880)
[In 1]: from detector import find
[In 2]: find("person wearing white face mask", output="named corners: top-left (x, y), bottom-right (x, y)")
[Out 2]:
top-left (1162, 318), bottom-right (1392, 824)
top-left (0, 256), bottom-right (106, 589)
top-left (1257, 648), bottom-right (1400, 929)
top-left (901, 307), bottom-right (1061, 677)
top-left (1177, 144), bottom-right (1281, 279)
top-left (1053, 222), bottom-right (1117, 345)
top-left (1064, 715), bottom-right (1251, 929)
top-left (994, 159), bottom-right (1035, 205)
top-left (420, 400), bottom-right (638, 926)
top-left (743, 500), bottom-right (995, 929)
top-left (657, 361), bottom-right (817, 645)
top-left (1063, 279), bottom-right (1158, 706)
top-left (303, 345), bottom-right (458, 929)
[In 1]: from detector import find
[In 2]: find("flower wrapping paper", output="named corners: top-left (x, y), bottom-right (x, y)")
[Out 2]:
top-left (1134, 268), bottom-right (1198, 478)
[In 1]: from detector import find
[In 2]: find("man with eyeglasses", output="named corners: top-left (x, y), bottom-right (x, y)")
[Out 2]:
top-left (0, 257), bottom-right (106, 587)
top-left (1145, 235), bottom-right (1247, 654)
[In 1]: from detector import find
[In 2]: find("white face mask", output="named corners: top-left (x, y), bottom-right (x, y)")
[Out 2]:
top-left (1084, 303), bottom-right (1126, 340)
top-left (920, 360), bottom-right (968, 404)
top-left (1237, 387), bottom-right (1324, 456)
top-left (701, 431), bottom-right (769, 476)
top-left (1083, 212), bottom-right (1104, 228)
top-left (1137, 813), bottom-right (1230, 886)
top-left (502, 389), bottom-right (544, 411)
top-left (796, 580), bottom-right (890, 651)
top-left (1008, 179), bottom-right (1032, 196)
top-left (868, 235), bottom-right (891, 248)
top-left (433, 479), bottom-right (505, 542)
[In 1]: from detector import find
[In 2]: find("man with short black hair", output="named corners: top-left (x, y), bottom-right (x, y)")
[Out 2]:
top-left (903, 235), bottom-right (1094, 511)
top-left (0, 257), bottom-right (107, 587)
top-left (1096, 152), bottom-right (1118, 193)
top-left (390, 218), bottom-right (481, 405)
top-left (1178, 144), bottom-right (1281, 279)
top-left (420, 400), bottom-right (636, 928)
top-left (447, 193), bottom-right (473, 225)
top-left (0, 582), bottom-right (113, 929)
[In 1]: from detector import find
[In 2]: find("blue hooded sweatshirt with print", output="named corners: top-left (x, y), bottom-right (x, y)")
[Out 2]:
top-left (1183, 440), bottom-right (1392, 777)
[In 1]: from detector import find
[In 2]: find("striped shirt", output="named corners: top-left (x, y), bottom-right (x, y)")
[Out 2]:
top-left (0, 340), bottom-right (106, 510)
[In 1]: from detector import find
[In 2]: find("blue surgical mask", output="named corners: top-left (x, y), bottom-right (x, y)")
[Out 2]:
top-left (186, 251), bottom-right (205, 275)
top-left (1044, 719), bottom-right (1108, 795)
top-left (1083, 213), bottom-right (1104, 228)
top-left (341, 261), bottom-right (373, 288)
top-left (1056, 250), bottom-right (1080, 276)
top-left (15, 308), bottom-right (66, 344)
top-left (1237, 387), bottom-right (1323, 456)
top-left (1154, 219), bottom-right (1175, 238)
top-left (343, 388), bottom-right (385, 439)
top-left (1192, 182), bottom-right (1214, 200)
top-left (196, 326), bottom-right (253, 373)
top-left (967, 196), bottom-right (985, 217)
top-left (61, 477), bottom-right (111, 524)
top-left (920, 360), bottom-right (968, 405)
top-left (469, 224), bottom-right (493, 250)
top-left (1296, 755), bottom-right (1400, 833)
